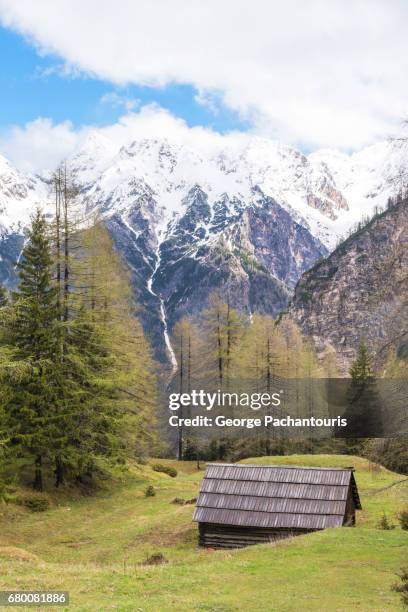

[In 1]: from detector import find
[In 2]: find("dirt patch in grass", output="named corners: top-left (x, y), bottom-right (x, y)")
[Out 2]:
top-left (155, 523), bottom-right (197, 547)
top-left (0, 546), bottom-right (42, 563)
top-left (124, 523), bottom-right (196, 550)
top-left (58, 538), bottom-right (94, 548)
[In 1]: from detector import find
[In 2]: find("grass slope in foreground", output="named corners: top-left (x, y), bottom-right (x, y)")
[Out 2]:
top-left (0, 454), bottom-right (407, 611)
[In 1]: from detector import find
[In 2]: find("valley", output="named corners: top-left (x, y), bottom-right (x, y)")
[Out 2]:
top-left (0, 455), bottom-right (406, 611)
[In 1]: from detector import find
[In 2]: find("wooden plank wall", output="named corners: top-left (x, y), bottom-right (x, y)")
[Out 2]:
top-left (199, 523), bottom-right (313, 548)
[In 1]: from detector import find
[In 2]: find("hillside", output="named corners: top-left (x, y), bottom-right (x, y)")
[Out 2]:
top-left (289, 198), bottom-right (408, 372)
top-left (0, 455), bottom-right (407, 611)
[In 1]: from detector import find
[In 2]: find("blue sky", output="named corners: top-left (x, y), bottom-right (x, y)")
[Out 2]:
top-left (0, 27), bottom-right (247, 134)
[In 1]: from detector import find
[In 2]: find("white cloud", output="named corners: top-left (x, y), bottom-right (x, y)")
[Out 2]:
top-left (194, 90), bottom-right (223, 115)
top-left (99, 92), bottom-right (140, 112)
top-left (1, 0), bottom-right (408, 149)
top-left (100, 105), bottom-right (238, 151)
top-left (0, 105), bottom-right (255, 173)
top-left (0, 118), bottom-right (89, 173)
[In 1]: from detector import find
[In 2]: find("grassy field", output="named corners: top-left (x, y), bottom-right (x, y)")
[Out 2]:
top-left (0, 455), bottom-right (407, 611)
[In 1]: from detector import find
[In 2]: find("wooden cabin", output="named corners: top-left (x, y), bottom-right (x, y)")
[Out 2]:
top-left (193, 463), bottom-right (361, 549)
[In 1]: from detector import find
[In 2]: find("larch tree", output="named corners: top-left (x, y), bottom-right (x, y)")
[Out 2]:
top-left (237, 314), bottom-right (286, 454)
top-left (199, 293), bottom-right (247, 459)
top-left (201, 292), bottom-right (246, 389)
top-left (73, 221), bottom-right (159, 467)
top-left (172, 316), bottom-right (201, 461)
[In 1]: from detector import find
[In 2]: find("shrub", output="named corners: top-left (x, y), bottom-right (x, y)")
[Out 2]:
top-left (145, 485), bottom-right (156, 497)
top-left (398, 508), bottom-right (408, 530)
top-left (171, 496), bottom-right (196, 505)
top-left (392, 567), bottom-right (408, 606)
top-left (152, 464), bottom-right (177, 478)
top-left (378, 513), bottom-right (395, 530)
top-left (16, 493), bottom-right (50, 512)
top-left (144, 552), bottom-right (168, 565)
top-left (136, 456), bottom-right (148, 465)
top-left (0, 480), bottom-right (7, 504)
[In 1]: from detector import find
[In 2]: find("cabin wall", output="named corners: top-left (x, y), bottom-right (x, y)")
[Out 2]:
top-left (198, 523), bottom-right (313, 548)
top-left (344, 486), bottom-right (356, 526)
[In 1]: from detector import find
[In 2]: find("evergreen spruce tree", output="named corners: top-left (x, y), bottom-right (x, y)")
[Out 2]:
top-left (2, 209), bottom-right (59, 490)
top-left (0, 284), bottom-right (7, 308)
top-left (340, 340), bottom-right (384, 438)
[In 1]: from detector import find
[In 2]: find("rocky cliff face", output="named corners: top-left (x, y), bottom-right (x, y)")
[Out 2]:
top-left (289, 198), bottom-right (408, 373)
top-left (153, 185), bottom-right (325, 329)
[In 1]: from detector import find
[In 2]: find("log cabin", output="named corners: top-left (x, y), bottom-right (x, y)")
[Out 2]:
top-left (193, 463), bottom-right (361, 548)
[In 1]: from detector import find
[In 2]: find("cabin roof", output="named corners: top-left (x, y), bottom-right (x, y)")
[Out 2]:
top-left (193, 463), bottom-right (362, 530)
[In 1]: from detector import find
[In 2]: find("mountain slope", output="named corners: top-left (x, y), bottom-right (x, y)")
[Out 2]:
top-left (289, 197), bottom-right (408, 372)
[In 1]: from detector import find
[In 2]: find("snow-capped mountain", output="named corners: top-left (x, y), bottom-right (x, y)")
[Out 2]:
top-left (0, 153), bottom-right (49, 234)
top-left (67, 134), bottom-right (408, 247)
top-left (0, 134), bottom-right (406, 361)
top-left (69, 134), bottom-right (351, 249)
top-left (0, 154), bottom-right (49, 283)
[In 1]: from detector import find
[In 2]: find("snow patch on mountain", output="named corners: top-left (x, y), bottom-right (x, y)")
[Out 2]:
top-left (0, 154), bottom-right (49, 236)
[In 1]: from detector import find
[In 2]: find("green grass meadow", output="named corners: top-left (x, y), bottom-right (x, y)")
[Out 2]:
top-left (0, 455), bottom-right (407, 611)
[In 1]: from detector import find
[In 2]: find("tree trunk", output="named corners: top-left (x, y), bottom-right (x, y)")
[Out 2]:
top-left (63, 169), bottom-right (69, 323)
top-left (177, 335), bottom-right (183, 461)
top-left (55, 171), bottom-right (61, 317)
top-left (33, 455), bottom-right (43, 491)
top-left (55, 457), bottom-right (64, 487)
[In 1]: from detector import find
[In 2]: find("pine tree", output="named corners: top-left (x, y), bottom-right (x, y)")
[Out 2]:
top-left (392, 567), bottom-right (408, 606)
top-left (349, 341), bottom-right (373, 380)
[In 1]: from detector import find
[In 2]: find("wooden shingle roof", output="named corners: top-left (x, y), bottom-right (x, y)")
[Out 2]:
top-left (193, 463), bottom-right (361, 530)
